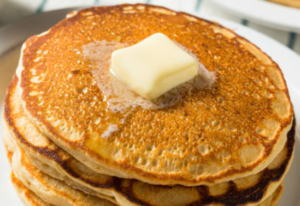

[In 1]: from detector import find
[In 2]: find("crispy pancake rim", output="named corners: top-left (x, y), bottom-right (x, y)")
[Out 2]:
top-left (11, 173), bottom-right (53, 206)
top-left (4, 140), bottom-right (118, 206)
top-left (5, 145), bottom-right (284, 206)
top-left (5, 130), bottom-right (288, 206)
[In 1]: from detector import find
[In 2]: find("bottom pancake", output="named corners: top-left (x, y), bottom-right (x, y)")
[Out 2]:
top-left (9, 172), bottom-right (284, 206)
top-left (8, 149), bottom-right (52, 206)
top-left (3, 76), bottom-right (296, 206)
top-left (11, 173), bottom-right (53, 206)
top-left (4, 140), bottom-right (117, 206)
top-left (4, 140), bottom-right (284, 206)
top-left (270, 184), bottom-right (283, 206)
top-left (3, 114), bottom-right (289, 206)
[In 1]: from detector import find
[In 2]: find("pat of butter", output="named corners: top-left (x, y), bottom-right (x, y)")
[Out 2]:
top-left (111, 33), bottom-right (198, 100)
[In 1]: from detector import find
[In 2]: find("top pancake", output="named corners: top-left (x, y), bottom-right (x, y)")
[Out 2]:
top-left (17, 4), bottom-right (293, 186)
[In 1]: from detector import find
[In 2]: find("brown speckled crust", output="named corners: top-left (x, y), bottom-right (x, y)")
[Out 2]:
top-left (17, 4), bottom-right (293, 186)
top-left (4, 76), bottom-right (295, 206)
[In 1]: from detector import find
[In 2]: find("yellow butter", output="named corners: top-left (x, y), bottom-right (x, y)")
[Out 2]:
top-left (111, 33), bottom-right (198, 100)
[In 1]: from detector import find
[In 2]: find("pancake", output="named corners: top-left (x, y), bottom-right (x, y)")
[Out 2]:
top-left (6, 151), bottom-right (47, 206)
top-left (4, 139), bottom-right (117, 206)
top-left (5, 144), bottom-right (284, 206)
top-left (4, 76), bottom-right (295, 206)
top-left (16, 4), bottom-right (293, 186)
top-left (11, 173), bottom-right (53, 206)
top-left (9, 174), bottom-right (285, 206)
top-left (270, 184), bottom-right (283, 206)
top-left (266, 0), bottom-right (300, 8)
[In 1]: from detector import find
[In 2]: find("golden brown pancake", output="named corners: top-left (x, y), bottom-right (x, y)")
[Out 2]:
top-left (270, 184), bottom-right (283, 206)
top-left (4, 140), bottom-right (117, 206)
top-left (16, 4), bottom-right (293, 186)
top-left (267, 0), bottom-right (300, 8)
top-left (9, 173), bottom-right (285, 206)
top-left (4, 76), bottom-right (295, 206)
top-left (11, 173), bottom-right (53, 206)
top-left (5, 143), bottom-right (284, 206)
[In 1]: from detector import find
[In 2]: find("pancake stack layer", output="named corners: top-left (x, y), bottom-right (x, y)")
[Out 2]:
top-left (2, 4), bottom-right (295, 206)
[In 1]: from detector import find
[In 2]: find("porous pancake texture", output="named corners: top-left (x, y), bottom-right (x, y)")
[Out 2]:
top-left (17, 4), bottom-right (293, 186)
top-left (4, 76), bottom-right (295, 206)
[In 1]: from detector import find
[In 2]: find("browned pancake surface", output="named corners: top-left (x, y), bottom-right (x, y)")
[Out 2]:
top-left (18, 4), bottom-right (293, 185)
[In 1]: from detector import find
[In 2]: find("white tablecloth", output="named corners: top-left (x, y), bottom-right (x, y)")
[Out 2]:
top-left (0, 0), bottom-right (299, 55)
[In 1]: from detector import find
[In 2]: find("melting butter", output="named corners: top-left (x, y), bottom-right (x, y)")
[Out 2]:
top-left (111, 33), bottom-right (199, 100)
top-left (101, 124), bottom-right (119, 139)
top-left (82, 40), bottom-right (215, 113)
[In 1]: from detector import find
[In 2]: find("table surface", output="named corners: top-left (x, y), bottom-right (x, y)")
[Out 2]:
top-left (0, 0), bottom-right (299, 55)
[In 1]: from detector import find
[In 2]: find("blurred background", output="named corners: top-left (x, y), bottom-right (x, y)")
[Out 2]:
top-left (0, 0), bottom-right (299, 54)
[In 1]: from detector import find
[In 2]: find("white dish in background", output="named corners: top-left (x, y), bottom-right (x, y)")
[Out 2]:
top-left (211, 0), bottom-right (300, 33)
top-left (1, 8), bottom-right (300, 206)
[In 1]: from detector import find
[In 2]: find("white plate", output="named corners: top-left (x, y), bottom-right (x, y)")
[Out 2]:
top-left (211, 0), bottom-right (300, 33)
top-left (1, 8), bottom-right (300, 206)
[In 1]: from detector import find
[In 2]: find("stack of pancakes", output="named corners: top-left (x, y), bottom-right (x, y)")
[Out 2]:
top-left (2, 4), bottom-right (295, 206)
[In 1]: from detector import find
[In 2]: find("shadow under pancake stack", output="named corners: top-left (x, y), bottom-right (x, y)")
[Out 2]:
top-left (2, 4), bottom-right (295, 206)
